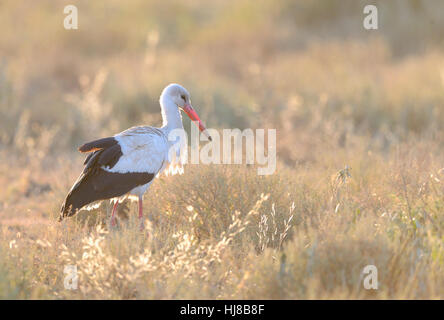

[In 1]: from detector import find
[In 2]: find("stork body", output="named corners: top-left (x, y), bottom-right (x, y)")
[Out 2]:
top-left (60, 84), bottom-right (210, 229)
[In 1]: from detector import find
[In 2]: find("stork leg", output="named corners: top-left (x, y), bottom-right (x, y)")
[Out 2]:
top-left (138, 195), bottom-right (145, 231)
top-left (110, 201), bottom-right (119, 227)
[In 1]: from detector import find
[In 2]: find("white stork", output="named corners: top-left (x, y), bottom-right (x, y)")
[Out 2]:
top-left (60, 83), bottom-right (211, 230)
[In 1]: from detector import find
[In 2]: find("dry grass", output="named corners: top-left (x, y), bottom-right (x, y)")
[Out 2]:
top-left (0, 0), bottom-right (443, 299)
top-left (1, 143), bottom-right (442, 299)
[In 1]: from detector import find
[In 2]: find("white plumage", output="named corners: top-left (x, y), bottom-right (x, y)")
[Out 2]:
top-left (107, 126), bottom-right (181, 200)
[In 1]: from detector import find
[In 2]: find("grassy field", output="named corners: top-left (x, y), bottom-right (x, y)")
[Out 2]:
top-left (0, 0), bottom-right (443, 299)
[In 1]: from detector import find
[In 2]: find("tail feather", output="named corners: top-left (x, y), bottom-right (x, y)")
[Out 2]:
top-left (78, 137), bottom-right (117, 153)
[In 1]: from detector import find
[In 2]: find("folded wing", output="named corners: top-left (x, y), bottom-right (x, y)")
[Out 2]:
top-left (59, 133), bottom-right (162, 220)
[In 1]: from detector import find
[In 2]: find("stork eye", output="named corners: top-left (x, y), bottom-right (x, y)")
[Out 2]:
top-left (181, 94), bottom-right (186, 102)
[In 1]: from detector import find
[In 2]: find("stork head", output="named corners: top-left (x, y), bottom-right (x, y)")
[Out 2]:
top-left (161, 83), bottom-right (212, 141)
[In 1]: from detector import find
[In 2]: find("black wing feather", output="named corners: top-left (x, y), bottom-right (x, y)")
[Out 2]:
top-left (97, 144), bottom-right (122, 169)
top-left (83, 151), bottom-right (98, 165)
top-left (78, 137), bottom-right (118, 153)
top-left (60, 138), bottom-right (154, 220)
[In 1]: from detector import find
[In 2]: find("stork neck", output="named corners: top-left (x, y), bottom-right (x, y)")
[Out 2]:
top-left (160, 96), bottom-right (183, 132)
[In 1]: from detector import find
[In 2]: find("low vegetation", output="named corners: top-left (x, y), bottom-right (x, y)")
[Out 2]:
top-left (0, 0), bottom-right (443, 299)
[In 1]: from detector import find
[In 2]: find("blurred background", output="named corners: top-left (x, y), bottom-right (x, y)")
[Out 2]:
top-left (0, 0), bottom-right (443, 165)
top-left (0, 0), bottom-right (444, 300)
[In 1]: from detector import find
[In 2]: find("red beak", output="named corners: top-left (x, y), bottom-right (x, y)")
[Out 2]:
top-left (182, 104), bottom-right (212, 141)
